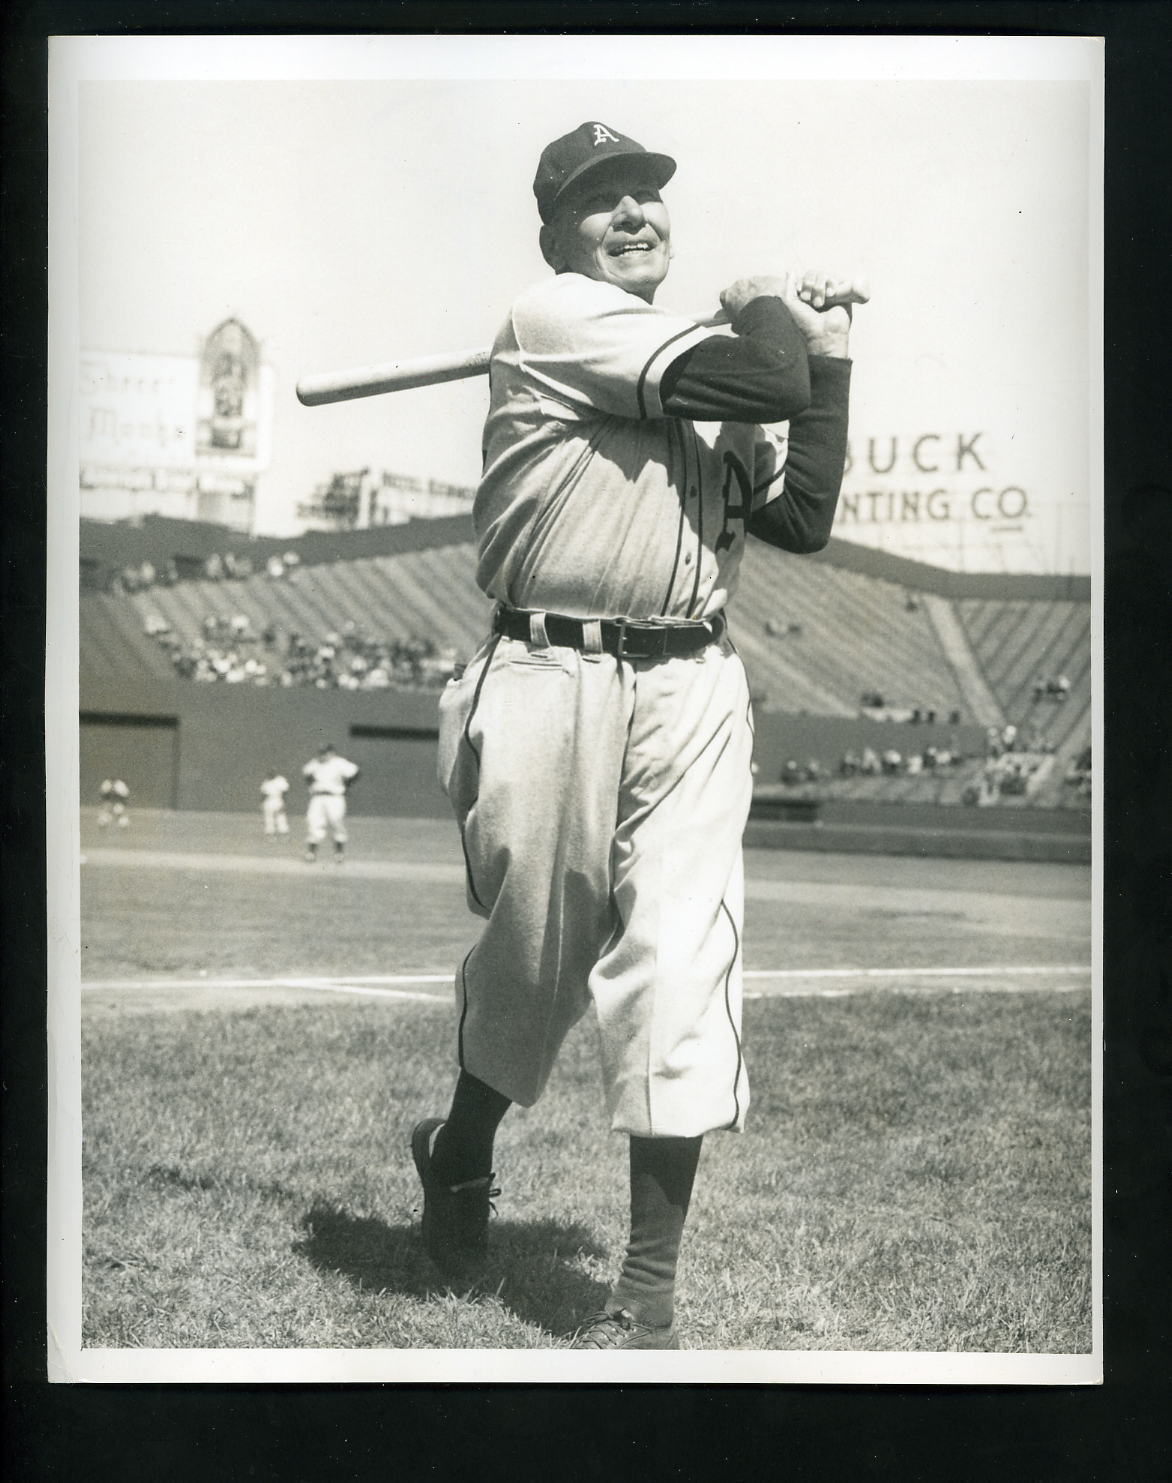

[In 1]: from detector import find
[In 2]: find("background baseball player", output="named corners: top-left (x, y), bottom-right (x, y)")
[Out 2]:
top-left (302, 743), bottom-right (359, 864)
top-left (97, 777), bottom-right (131, 829)
top-left (260, 769), bottom-right (290, 837)
top-left (411, 121), bottom-right (854, 1349)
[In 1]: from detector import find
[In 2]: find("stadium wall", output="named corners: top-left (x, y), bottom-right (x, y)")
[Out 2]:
top-left (750, 711), bottom-right (987, 782)
top-left (80, 676), bottom-right (449, 818)
top-left (79, 672), bottom-right (988, 818)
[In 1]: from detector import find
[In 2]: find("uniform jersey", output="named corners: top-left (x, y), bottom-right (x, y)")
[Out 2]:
top-left (302, 756), bottom-right (358, 795)
top-left (260, 775), bottom-right (289, 801)
top-left (475, 273), bottom-right (789, 622)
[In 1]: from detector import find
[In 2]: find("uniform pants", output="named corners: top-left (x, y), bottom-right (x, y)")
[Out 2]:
top-left (437, 630), bottom-right (754, 1138)
top-left (306, 794), bottom-right (347, 843)
top-left (263, 799), bottom-right (289, 834)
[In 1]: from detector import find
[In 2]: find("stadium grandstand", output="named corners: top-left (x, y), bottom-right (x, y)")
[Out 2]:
top-left (78, 513), bottom-right (1091, 855)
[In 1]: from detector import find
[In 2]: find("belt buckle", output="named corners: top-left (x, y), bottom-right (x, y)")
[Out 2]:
top-left (616, 619), bottom-right (669, 661)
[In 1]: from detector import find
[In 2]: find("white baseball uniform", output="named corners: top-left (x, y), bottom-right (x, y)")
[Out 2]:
top-left (97, 778), bottom-right (130, 828)
top-left (303, 754), bottom-right (359, 843)
top-left (260, 774), bottom-right (290, 834)
top-left (439, 275), bottom-right (810, 1139)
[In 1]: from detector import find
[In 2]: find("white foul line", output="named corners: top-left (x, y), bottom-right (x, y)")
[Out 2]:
top-left (745, 964), bottom-right (1091, 980)
top-left (80, 964), bottom-right (1091, 998)
top-left (80, 973), bottom-right (451, 996)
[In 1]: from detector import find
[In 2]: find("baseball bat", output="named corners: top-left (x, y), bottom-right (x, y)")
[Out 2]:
top-left (296, 279), bottom-right (870, 407)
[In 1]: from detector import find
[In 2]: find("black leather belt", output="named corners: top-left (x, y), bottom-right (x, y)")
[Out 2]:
top-left (493, 604), bottom-right (725, 662)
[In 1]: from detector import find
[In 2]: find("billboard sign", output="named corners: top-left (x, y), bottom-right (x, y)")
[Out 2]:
top-left (78, 352), bottom-right (197, 469)
top-left (195, 318), bottom-right (270, 468)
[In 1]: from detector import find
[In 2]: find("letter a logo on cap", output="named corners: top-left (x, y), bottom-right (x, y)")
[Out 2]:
top-left (591, 123), bottom-right (622, 146)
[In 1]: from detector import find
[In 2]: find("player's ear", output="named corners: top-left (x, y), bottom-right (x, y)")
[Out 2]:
top-left (539, 223), bottom-right (563, 272)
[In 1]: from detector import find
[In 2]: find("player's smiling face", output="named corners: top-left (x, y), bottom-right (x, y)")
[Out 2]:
top-left (543, 162), bottom-right (671, 303)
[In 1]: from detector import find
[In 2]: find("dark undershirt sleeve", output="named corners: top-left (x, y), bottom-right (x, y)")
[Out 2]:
top-left (747, 355), bottom-right (852, 555)
top-left (660, 296), bottom-right (811, 424)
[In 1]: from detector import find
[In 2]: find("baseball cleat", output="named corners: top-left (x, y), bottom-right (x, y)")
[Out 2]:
top-left (410, 1117), bottom-right (499, 1279)
top-left (568, 1308), bottom-right (681, 1350)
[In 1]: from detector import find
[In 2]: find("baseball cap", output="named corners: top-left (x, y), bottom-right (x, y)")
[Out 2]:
top-left (533, 121), bottom-right (676, 223)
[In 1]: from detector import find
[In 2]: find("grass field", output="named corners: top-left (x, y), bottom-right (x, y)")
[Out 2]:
top-left (78, 810), bottom-right (1094, 1353)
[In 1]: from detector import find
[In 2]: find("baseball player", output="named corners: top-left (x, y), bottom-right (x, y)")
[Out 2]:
top-left (260, 769), bottom-right (290, 836)
top-left (97, 777), bottom-right (130, 829)
top-left (411, 121), bottom-right (854, 1349)
top-left (302, 743), bottom-right (359, 863)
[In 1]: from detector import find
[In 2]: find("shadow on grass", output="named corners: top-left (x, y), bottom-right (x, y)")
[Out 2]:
top-left (295, 1201), bottom-right (610, 1337)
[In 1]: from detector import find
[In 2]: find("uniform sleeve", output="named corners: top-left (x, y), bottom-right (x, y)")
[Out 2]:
top-left (747, 355), bottom-right (852, 555)
top-left (659, 297), bottom-right (811, 424)
top-left (509, 276), bottom-right (714, 421)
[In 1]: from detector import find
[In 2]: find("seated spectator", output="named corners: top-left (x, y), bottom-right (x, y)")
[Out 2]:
top-left (860, 746), bottom-right (881, 776)
top-left (906, 753), bottom-right (923, 775)
top-left (839, 749), bottom-right (860, 778)
top-left (266, 553), bottom-right (286, 579)
top-left (881, 748), bottom-right (903, 775)
top-left (205, 552), bottom-right (224, 580)
top-left (143, 612), bottom-right (170, 636)
top-left (1064, 745), bottom-right (1092, 787)
top-left (803, 759), bottom-right (822, 784)
top-left (780, 759), bottom-right (802, 786)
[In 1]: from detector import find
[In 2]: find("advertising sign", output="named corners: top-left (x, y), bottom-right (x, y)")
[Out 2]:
top-left (78, 352), bottom-right (197, 469)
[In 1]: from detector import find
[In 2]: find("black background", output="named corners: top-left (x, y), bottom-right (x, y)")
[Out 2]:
top-left (3, 4), bottom-right (1169, 1478)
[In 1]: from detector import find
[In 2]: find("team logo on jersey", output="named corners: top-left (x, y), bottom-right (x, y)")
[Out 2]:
top-left (716, 452), bottom-right (751, 553)
top-left (591, 123), bottom-right (622, 147)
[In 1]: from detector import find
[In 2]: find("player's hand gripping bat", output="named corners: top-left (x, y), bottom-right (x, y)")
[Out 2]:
top-left (296, 278), bottom-right (869, 407)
